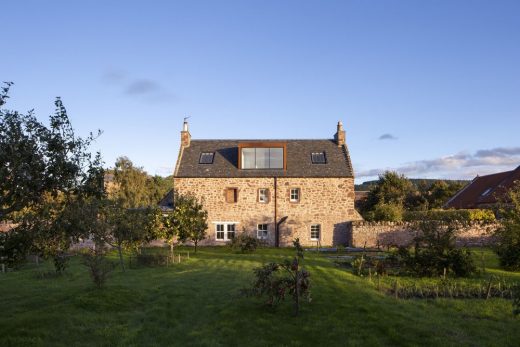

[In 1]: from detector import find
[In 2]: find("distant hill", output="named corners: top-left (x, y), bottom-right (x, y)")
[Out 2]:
top-left (355, 178), bottom-right (470, 192)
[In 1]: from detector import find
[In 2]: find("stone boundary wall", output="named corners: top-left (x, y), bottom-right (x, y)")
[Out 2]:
top-left (349, 221), bottom-right (500, 248)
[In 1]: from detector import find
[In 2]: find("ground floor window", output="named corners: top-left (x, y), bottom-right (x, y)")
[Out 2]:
top-left (214, 222), bottom-right (237, 241)
top-left (310, 224), bottom-right (320, 241)
top-left (257, 224), bottom-right (268, 239)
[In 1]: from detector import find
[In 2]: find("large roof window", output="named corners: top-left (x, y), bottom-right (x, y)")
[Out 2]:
top-left (239, 144), bottom-right (285, 169)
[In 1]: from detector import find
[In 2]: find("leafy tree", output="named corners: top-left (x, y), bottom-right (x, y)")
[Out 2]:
top-left (109, 157), bottom-right (173, 208)
top-left (361, 171), bottom-right (414, 220)
top-left (0, 82), bottom-right (102, 222)
top-left (111, 157), bottom-right (150, 208)
top-left (494, 181), bottom-right (520, 270)
top-left (415, 180), bottom-right (466, 210)
top-left (148, 175), bottom-right (173, 205)
top-left (360, 172), bottom-right (467, 220)
top-left (176, 194), bottom-right (208, 253)
top-left (101, 204), bottom-right (160, 271)
top-left (159, 211), bottom-right (180, 258)
top-left (1, 82), bottom-right (104, 271)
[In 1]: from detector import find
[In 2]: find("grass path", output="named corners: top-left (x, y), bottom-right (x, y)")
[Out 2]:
top-left (0, 247), bottom-right (519, 346)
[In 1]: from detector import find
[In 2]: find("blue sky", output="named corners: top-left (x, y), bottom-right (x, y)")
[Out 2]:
top-left (2, 0), bottom-right (519, 183)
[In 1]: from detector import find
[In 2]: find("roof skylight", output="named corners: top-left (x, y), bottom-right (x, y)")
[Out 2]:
top-left (199, 152), bottom-right (215, 164)
top-left (311, 152), bottom-right (326, 164)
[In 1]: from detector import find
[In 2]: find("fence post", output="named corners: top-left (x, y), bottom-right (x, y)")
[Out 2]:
top-left (486, 279), bottom-right (493, 300)
top-left (178, 254), bottom-right (181, 263)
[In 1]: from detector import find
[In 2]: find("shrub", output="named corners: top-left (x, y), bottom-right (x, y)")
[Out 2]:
top-left (493, 181), bottom-right (520, 270)
top-left (230, 233), bottom-right (261, 253)
top-left (241, 239), bottom-right (311, 316)
top-left (53, 251), bottom-right (70, 274)
top-left (82, 248), bottom-right (116, 288)
top-left (513, 284), bottom-right (520, 316)
top-left (364, 203), bottom-right (403, 222)
top-left (0, 228), bottom-right (31, 269)
top-left (398, 220), bottom-right (476, 277)
top-left (133, 253), bottom-right (169, 267)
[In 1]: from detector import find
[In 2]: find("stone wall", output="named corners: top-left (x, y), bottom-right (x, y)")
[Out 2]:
top-left (349, 221), bottom-right (500, 248)
top-left (174, 177), bottom-right (361, 247)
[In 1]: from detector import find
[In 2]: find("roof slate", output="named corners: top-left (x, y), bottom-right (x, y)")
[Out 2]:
top-left (445, 166), bottom-right (520, 209)
top-left (174, 139), bottom-right (354, 178)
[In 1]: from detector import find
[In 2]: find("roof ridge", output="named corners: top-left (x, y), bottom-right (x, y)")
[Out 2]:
top-left (477, 170), bottom-right (514, 179)
top-left (190, 139), bottom-right (335, 141)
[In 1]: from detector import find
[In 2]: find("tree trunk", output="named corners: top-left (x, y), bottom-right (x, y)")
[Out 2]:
top-left (118, 244), bottom-right (125, 272)
top-left (294, 261), bottom-right (300, 316)
top-left (194, 240), bottom-right (198, 253)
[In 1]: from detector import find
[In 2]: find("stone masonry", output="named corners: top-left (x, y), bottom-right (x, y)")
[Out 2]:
top-left (174, 177), bottom-right (361, 247)
top-left (349, 221), bottom-right (500, 248)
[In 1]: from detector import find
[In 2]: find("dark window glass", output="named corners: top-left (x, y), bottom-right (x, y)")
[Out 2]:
top-left (311, 152), bottom-right (326, 164)
top-left (241, 148), bottom-right (284, 169)
top-left (199, 152), bottom-right (215, 164)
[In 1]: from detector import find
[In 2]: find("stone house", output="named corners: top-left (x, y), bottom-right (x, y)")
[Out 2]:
top-left (172, 120), bottom-right (361, 247)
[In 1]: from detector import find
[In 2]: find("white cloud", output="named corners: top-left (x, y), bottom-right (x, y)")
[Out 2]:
top-left (358, 146), bottom-right (520, 179)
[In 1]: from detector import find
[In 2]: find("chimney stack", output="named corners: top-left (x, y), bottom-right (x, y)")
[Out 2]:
top-left (181, 118), bottom-right (191, 147)
top-left (334, 121), bottom-right (345, 147)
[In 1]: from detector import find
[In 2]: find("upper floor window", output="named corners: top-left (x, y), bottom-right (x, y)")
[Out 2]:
top-left (199, 152), bottom-right (215, 164)
top-left (311, 152), bottom-right (326, 164)
top-left (290, 188), bottom-right (300, 202)
top-left (225, 188), bottom-right (238, 203)
top-left (310, 224), bottom-right (320, 241)
top-left (258, 188), bottom-right (269, 203)
top-left (240, 146), bottom-right (284, 169)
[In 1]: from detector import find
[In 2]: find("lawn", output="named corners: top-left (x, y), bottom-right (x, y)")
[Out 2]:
top-left (0, 247), bottom-right (519, 347)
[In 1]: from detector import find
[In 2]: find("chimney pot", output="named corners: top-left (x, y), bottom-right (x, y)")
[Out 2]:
top-left (335, 120), bottom-right (346, 146)
top-left (181, 119), bottom-right (191, 147)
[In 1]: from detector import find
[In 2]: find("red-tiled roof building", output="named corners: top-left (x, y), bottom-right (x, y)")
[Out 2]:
top-left (445, 166), bottom-right (520, 209)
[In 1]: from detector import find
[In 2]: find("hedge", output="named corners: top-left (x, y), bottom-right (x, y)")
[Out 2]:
top-left (403, 209), bottom-right (496, 223)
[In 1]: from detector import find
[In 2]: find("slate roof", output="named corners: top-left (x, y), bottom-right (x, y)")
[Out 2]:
top-left (445, 166), bottom-right (520, 209)
top-left (158, 189), bottom-right (174, 211)
top-left (174, 139), bottom-right (354, 178)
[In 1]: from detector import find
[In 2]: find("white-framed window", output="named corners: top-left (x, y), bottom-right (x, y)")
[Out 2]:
top-left (257, 224), bottom-right (268, 239)
top-left (258, 188), bottom-right (269, 203)
top-left (310, 224), bottom-right (320, 241)
top-left (290, 188), bottom-right (300, 202)
top-left (227, 224), bottom-right (236, 239)
top-left (214, 222), bottom-right (237, 241)
top-left (216, 224), bottom-right (225, 240)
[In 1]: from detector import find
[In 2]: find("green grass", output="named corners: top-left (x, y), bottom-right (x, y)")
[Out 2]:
top-left (0, 247), bottom-right (519, 347)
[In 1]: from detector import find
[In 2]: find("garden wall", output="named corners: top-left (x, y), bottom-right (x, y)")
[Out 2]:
top-left (349, 221), bottom-right (500, 248)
